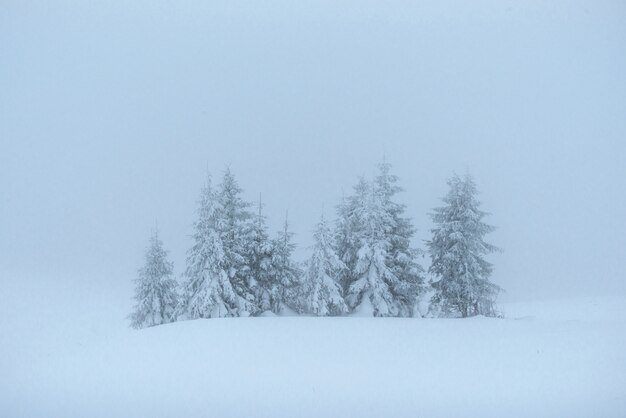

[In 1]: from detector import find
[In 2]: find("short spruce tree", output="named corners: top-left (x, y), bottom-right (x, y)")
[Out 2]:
top-left (130, 229), bottom-right (178, 329)
top-left (269, 215), bottom-right (302, 314)
top-left (302, 214), bottom-right (348, 316)
top-left (245, 197), bottom-right (274, 313)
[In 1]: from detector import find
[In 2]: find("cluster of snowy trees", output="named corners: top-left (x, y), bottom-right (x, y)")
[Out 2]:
top-left (130, 163), bottom-right (501, 329)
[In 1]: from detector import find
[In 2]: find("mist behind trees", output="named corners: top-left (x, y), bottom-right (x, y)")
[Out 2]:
top-left (2, 1), bottom-right (625, 304)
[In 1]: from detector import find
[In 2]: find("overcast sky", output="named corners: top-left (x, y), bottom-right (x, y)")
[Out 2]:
top-left (2, 0), bottom-right (625, 304)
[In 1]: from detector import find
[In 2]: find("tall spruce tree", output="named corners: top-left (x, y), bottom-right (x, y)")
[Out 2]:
top-left (345, 181), bottom-right (402, 316)
top-left (374, 161), bottom-right (424, 316)
top-left (337, 163), bottom-right (423, 317)
top-left (303, 214), bottom-right (348, 316)
top-left (216, 168), bottom-right (257, 315)
top-left (427, 173), bottom-right (501, 318)
top-left (177, 174), bottom-right (252, 319)
top-left (130, 228), bottom-right (178, 328)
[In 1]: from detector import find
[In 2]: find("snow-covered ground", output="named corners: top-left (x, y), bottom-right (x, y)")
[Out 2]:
top-left (1, 280), bottom-right (625, 418)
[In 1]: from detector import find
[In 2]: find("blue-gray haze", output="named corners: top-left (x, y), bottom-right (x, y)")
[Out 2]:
top-left (1, 0), bottom-right (625, 305)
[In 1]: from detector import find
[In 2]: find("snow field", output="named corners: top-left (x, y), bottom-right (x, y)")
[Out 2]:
top-left (1, 281), bottom-right (625, 418)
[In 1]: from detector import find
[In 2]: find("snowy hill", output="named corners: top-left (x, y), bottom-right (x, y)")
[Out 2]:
top-left (1, 288), bottom-right (626, 418)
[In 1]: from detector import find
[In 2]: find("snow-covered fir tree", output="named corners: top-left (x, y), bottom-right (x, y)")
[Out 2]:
top-left (244, 196), bottom-right (274, 313)
top-left (337, 163), bottom-right (423, 317)
top-left (268, 214), bottom-right (302, 314)
top-left (216, 168), bottom-right (257, 316)
top-left (374, 161), bottom-right (424, 316)
top-left (345, 180), bottom-right (403, 316)
top-left (335, 177), bottom-right (370, 294)
top-left (302, 214), bottom-right (348, 316)
top-left (130, 228), bottom-right (178, 329)
top-left (427, 173), bottom-right (501, 318)
top-left (177, 174), bottom-right (253, 319)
